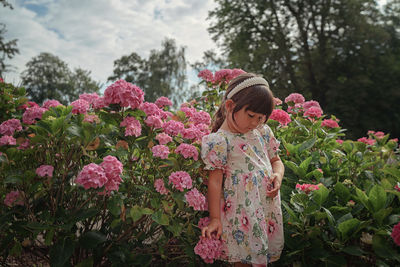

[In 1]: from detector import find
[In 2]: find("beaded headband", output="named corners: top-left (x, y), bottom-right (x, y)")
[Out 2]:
top-left (226, 77), bottom-right (269, 99)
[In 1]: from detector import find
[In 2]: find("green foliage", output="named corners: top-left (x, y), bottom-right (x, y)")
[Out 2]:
top-left (0, 23), bottom-right (19, 77)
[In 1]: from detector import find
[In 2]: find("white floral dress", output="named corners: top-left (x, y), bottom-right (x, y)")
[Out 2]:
top-left (201, 125), bottom-right (284, 265)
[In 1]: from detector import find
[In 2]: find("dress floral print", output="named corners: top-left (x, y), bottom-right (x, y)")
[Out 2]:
top-left (201, 125), bottom-right (284, 265)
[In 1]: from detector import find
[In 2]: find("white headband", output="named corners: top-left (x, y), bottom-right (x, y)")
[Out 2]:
top-left (226, 77), bottom-right (269, 99)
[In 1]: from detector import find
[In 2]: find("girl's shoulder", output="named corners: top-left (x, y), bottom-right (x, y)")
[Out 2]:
top-left (201, 130), bottom-right (229, 146)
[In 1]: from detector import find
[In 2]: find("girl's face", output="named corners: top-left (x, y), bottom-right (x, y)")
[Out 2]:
top-left (226, 101), bottom-right (266, 134)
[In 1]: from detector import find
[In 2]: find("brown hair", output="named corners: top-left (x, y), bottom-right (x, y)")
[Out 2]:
top-left (211, 73), bottom-right (275, 132)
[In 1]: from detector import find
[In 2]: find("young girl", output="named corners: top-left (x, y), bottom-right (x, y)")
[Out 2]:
top-left (201, 73), bottom-right (285, 266)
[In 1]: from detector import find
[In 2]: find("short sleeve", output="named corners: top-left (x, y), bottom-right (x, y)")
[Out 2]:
top-left (259, 124), bottom-right (281, 160)
top-left (201, 133), bottom-right (228, 170)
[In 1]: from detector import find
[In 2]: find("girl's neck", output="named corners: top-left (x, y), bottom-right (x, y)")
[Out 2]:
top-left (220, 119), bottom-right (241, 133)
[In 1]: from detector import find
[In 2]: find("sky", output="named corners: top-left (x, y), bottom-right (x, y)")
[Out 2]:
top-left (0, 0), bottom-right (218, 90)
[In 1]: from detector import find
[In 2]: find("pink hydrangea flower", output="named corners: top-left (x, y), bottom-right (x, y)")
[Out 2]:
top-left (296, 183), bottom-right (320, 194)
top-left (198, 217), bottom-right (210, 229)
top-left (285, 93), bottom-right (305, 104)
top-left (71, 99), bottom-right (90, 114)
top-left (198, 69), bottom-right (214, 82)
top-left (321, 119), bottom-right (339, 128)
top-left (152, 145), bottom-right (170, 159)
top-left (182, 125), bottom-right (203, 140)
top-left (163, 120), bottom-right (185, 136)
top-left (100, 155), bottom-right (123, 192)
top-left (144, 115), bottom-right (163, 129)
top-left (180, 106), bottom-right (196, 118)
top-left (104, 79), bottom-right (144, 109)
top-left (154, 178), bottom-right (169, 195)
top-left (120, 116), bottom-right (142, 137)
top-left (156, 133), bottom-right (172, 145)
top-left (194, 236), bottom-right (224, 264)
top-left (391, 222), bottom-right (400, 246)
top-left (22, 106), bottom-right (47, 124)
top-left (304, 106), bottom-right (323, 118)
top-left (4, 191), bottom-right (24, 207)
top-left (336, 139), bottom-right (343, 144)
top-left (79, 93), bottom-right (100, 106)
top-left (373, 131), bottom-right (385, 139)
top-left (18, 139), bottom-right (30, 150)
top-left (168, 171), bottom-right (192, 191)
top-left (92, 97), bottom-right (107, 109)
top-left (0, 119), bottom-right (22, 136)
top-left (36, 165), bottom-right (54, 178)
top-left (213, 69), bottom-right (233, 84)
top-left (83, 114), bottom-right (100, 123)
top-left (185, 188), bottom-right (207, 210)
top-left (76, 163), bottom-right (108, 190)
top-left (287, 103), bottom-right (303, 114)
top-left (42, 99), bottom-right (63, 109)
top-left (357, 137), bottom-right (376, 145)
top-left (190, 111), bottom-right (211, 126)
top-left (394, 183), bottom-right (400, 192)
top-left (302, 100), bottom-right (321, 110)
top-left (140, 102), bottom-right (162, 117)
top-left (155, 97), bottom-right (173, 108)
top-left (269, 109), bottom-right (291, 126)
top-left (175, 143), bottom-right (199, 161)
top-left (0, 135), bottom-right (16, 146)
top-left (228, 68), bottom-right (246, 81)
top-left (273, 97), bottom-right (282, 106)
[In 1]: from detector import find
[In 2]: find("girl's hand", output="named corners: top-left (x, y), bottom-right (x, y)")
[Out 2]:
top-left (201, 218), bottom-right (222, 239)
top-left (266, 173), bottom-right (282, 198)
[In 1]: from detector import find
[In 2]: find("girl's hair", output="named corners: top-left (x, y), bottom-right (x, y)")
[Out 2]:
top-left (211, 73), bottom-right (275, 132)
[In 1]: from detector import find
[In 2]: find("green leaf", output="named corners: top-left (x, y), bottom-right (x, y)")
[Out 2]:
top-left (167, 223), bottom-right (183, 237)
top-left (312, 184), bottom-right (329, 206)
top-left (76, 257), bottom-right (94, 267)
top-left (130, 205), bottom-right (143, 222)
top-left (152, 210), bottom-right (169, 226)
top-left (355, 188), bottom-right (372, 212)
top-left (368, 185), bottom-right (387, 212)
top-left (80, 231), bottom-right (107, 249)
top-left (298, 137), bottom-right (317, 153)
top-left (322, 207), bottom-right (336, 226)
top-left (299, 156), bottom-right (312, 172)
top-left (382, 167), bottom-right (400, 181)
top-left (50, 238), bottom-right (75, 267)
top-left (334, 182), bottom-right (351, 203)
top-left (45, 229), bottom-right (54, 246)
top-left (342, 141), bottom-right (354, 154)
top-left (26, 222), bottom-right (52, 230)
top-left (373, 208), bottom-right (392, 226)
top-left (141, 208), bottom-right (154, 215)
top-left (337, 218), bottom-right (360, 241)
top-left (284, 161), bottom-right (305, 177)
top-left (372, 234), bottom-right (396, 259)
top-left (282, 201), bottom-right (300, 223)
top-left (342, 245), bottom-right (364, 256)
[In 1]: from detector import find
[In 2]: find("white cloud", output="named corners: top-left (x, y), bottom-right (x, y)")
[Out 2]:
top-left (1, 0), bottom-right (218, 88)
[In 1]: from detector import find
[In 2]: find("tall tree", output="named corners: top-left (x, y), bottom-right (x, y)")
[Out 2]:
top-left (0, 0), bottom-right (19, 77)
top-left (207, 0), bottom-right (400, 138)
top-left (21, 52), bottom-right (100, 105)
top-left (108, 38), bottom-right (188, 105)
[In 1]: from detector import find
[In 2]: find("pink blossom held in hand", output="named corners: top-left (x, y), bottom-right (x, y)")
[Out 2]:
top-left (36, 165), bottom-right (54, 178)
top-left (304, 106), bottom-right (323, 118)
top-left (198, 217), bottom-right (210, 229)
top-left (296, 183), bottom-right (320, 194)
top-left (357, 137), bottom-right (376, 145)
top-left (391, 222), bottom-right (400, 246)
top-left (163, 120), bottom-right (185, 136)
top-left (198, 69), bottom-right (214, 82)
top-left (152, 145), bottom-right (170, 159)
top-left (269, 109), bottom-right (291, 126)
top-left (284, 93), bottom-right (305, 104)
top-left (71, 99), bottom-right (90, 114)
top-left (321, 119), bottom-right (339, 128)
top-left (76, 163), bottom-right (108, 190)
top-left (0, 119), bottom-right (22, 136)
top-left (120, 116), bottom-right (142, 137)
top-left (154, 179), bottom-right (169, 195)
top-left (42, 100), bottom-right (62, 109)
top-left (194, 236), bottom-right (224, 264)
top-left (155, 133), bottom-right (172, 145)
top-left (0, 135), bottom-right (16, 146)
top-left (155, 96), bottom-right (173, 108)
top-left (144, 115), bottom-right (163, 129)
top-left (175, 143), bottom-right (199, 161)
top-left (22, 107), bottom-right (47, 124)
top-left (185, 188), bottom-right (207, 210)
top-left (4, 191), bottom-right (24, 207)
top-left (100, 155), bottom-right (123, 192)
top-left (168, 171), bottom-right (192, 191)
top-left (190, 111), bottom-right (211, 126)
top-left (104, 79), bottom-right (144, 109)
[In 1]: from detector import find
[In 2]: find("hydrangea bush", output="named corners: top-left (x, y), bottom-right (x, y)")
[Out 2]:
top-left (1, 69), bottom-right (400, 266)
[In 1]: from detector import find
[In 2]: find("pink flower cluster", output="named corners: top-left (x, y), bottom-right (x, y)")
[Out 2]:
top-left (175, 143), bottom-right (198, 160)
top-left (296, 183), bottom-right (320, 194)
top-left (155, 96), bottom-right (172, 108)
top-left (83, 114), bottom-right (100, 123)
top-left (395, 183), bottom-right (400, 192)
top-left (190, 110), bottom-right (211, 126)
top-left (42, 99), bottom-right (62, 109)
top-left (76, 156), bottom-right (123, 193)
top-left (120, 116), bottom-right (142, 137)
top-left (285, 93), bottom-right (305, 104)
top-left (4, 191), bottom-right (24, 207)
top-left (269, 109), bottom-right (291, 126)
top-left (71, 99), bottom-right (90, 114)
top-left (197, 69), bottom-right (214, 82)
top-left (169, 171), bottom-right (192, 191)
top-left (368, 130), bottom-right (385, 139)
top-left (156, 133), bottom-right (172, 145)
top-left (198, 217), bottom-right (210, 229)
top-left (304, 106), bottom-right (323, 118)
top-left (357, 137), bottom-right (376, 145)
top-left (185, 188), bottom-right (207, 210)
top-left (154, 178), bottom-right (169, 195)
top-left (0, 135), bottom-right (16, 146)
top-left (145, 115), bottom-right (163, 128)
top-left (391, 222), bottom-right (400, 246)
top-left (0, 119), bottom-right (22, 136)
top-left (104, 79), bottom-right (144, 109)
top-left (152, 145), bottom-right (170, 159)
top-left (194, 236), bottom-right (224, 264)
top-left (22, 106), bottom-right (47, 124)
top-left (140, 102), bottom-right (162, 117)
top-left (198, 68), bottom-right (245, 84)
top-left (36, 165), bottom-right (54, 178)
top-left (163, 120), bottom-right (185, 136)
top-left (321, 119), bottom-right (339, 128)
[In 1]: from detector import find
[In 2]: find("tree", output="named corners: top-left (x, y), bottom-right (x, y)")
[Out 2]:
top-left (108, 38), bottom-right (188, 105)
top-left (207, 0), bottom-right (400, 138)
top-left (21, 52), bottom-right (100, 105)
top-left (0, 0), bottom-right (19, 77)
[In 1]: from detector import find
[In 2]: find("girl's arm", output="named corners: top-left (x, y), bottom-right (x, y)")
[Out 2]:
top-left (267, 156), bottom-right (285, 198)
top-left (201, 169), bottom-right (223, 239)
